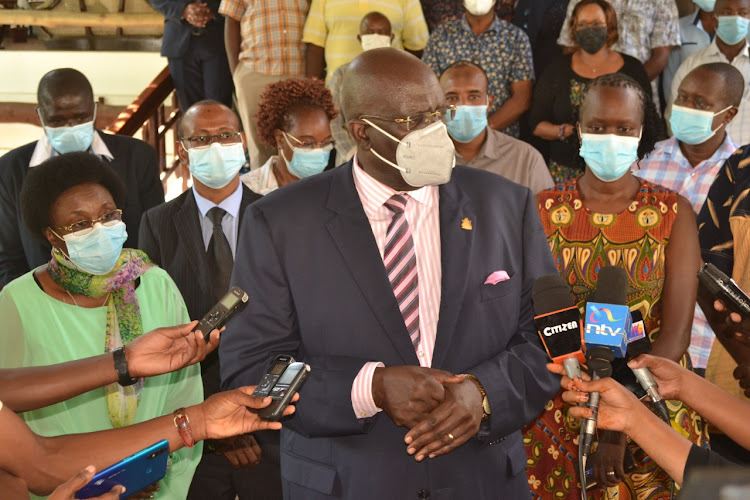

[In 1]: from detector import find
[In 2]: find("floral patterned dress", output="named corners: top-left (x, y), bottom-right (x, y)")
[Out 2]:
top-left (524, 177), bottom-right (709, 500)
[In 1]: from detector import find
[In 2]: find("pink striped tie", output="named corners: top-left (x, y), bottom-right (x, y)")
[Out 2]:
top-left (384, 194), bottom-right (420, 349)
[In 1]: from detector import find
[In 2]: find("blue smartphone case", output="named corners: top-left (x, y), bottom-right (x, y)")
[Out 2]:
top-left (74, 440), bottom-right (169, 499)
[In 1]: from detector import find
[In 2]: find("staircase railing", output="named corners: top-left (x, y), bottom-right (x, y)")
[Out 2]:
top-left (105, 66), bottom-right (186, 193)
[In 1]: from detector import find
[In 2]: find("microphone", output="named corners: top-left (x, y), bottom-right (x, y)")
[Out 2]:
top-left (580, 266), bottom-right (630, 460)
top-left (533, 275), bottom-right (585, 379)
top-left (583, 266), bottom-right (631, 358)
top-left (625, 310), bottom-right (670, 423)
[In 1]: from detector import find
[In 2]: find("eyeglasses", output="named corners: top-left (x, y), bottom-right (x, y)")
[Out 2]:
top-left (181, 132), bottom-right (242, 148)
top-left (50, 209), bottom-right (123, 234)
top-left (284, 132), bottom-right (335, 150)
top-left (358, 106), bottom-right (458, 131)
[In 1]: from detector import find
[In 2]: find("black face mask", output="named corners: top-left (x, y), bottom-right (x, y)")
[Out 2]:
top-left (575, 26), bottom-right (608, 54)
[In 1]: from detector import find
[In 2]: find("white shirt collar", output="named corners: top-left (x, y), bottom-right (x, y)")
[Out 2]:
top-left (29, 130), bottom-right (114, 167)
top-left (191, 180), bottom-right (243, 219)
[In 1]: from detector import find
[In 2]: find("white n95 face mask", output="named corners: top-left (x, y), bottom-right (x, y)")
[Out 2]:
top-left (360, 34), bottom-right (392, 51)
top-left (464, 0), bottom-right (496, 16)
top-left (363, 119), bottom-right (456, 187)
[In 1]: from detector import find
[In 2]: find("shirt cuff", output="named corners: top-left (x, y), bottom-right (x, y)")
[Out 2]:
top-left (351, 361), bottom-right (385, 419)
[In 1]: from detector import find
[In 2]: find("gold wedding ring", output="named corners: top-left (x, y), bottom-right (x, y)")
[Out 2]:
top-left (447, 433), bottom-right (455, 441)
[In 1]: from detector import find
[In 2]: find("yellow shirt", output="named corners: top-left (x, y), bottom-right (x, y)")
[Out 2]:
top-left (302, 0), bottom-right (429, 81)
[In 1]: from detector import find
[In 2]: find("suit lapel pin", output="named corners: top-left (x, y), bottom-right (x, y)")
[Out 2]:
top-left (461, 218), bottom-right (473, 230)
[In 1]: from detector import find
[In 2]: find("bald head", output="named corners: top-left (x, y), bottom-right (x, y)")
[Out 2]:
top-left (360, 11), bottom-right (391, 35)
top-left (179, 100), bottom-right (241, 138)
top-left (37, 68), bottom-right (93, 106)
top-left (685, 63), bottom-right (745, 108)
top-left (341, 48), bottom-right (444, 122)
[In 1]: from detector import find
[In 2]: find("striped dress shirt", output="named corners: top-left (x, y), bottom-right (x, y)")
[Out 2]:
top-left (635, 134), bottom-right (737, 369)
top-left (350, 157), bottom-right (442, 419)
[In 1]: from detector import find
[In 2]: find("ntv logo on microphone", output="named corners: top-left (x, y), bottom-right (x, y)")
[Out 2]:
top-left (584, 302), bottom-right (630, 357)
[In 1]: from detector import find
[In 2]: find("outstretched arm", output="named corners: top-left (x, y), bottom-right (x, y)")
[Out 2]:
top-left (0, 322), bottom-right (220, 412)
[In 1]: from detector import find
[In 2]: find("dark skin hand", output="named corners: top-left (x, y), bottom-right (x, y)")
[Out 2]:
top-left (403, 377), bottom-right (482, 461)
top-left (371, 366), bottom-right (464, 428)
top-left (698, 294), bottom-right (750, 397)
top-left (592, 431), bottom-right (628, 488)
top-left (212, 434), bottom-right (262, 469)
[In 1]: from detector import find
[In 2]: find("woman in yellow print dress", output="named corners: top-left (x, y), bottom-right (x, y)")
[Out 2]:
top-left (525, 73), bottom-right (709, 500)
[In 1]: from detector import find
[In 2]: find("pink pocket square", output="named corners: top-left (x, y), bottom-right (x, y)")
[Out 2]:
top-left (484, 270), bottom-right (510, 285)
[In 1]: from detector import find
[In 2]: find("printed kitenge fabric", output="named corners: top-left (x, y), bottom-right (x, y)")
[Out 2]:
top-left (525, 178), bottom-right (709, 500)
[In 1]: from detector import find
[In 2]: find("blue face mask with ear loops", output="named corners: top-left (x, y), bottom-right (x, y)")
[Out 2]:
top-left (717, 15), bottom-right (750, 45)
top-left (281, 133), bottom-right (332, 178)
top-left (446, 105), bottom-right (488, 143)
top-left (579, 129), bottom-right (642, 182)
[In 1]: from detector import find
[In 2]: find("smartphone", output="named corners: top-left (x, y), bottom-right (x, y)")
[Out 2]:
top-left (256, 362), bottom-right (310, 421)
top-left (697, 262), bottom-right (750, 317)
top-left (252, 355), bottom-right (295, 398)
top-left (194, 286), bottom-right (249, 341)
top-left (74, 440), bottom-right (169, 499)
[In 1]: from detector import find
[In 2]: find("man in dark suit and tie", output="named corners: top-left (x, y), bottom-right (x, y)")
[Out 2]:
top-left (149, 0), bottom-right (233, 111)
top-left (219, 49), bottom-right (560, 498)
top-left (138, 101), bottom-right (281, 499)
top-left (0, 68), bottom-right (164, 286)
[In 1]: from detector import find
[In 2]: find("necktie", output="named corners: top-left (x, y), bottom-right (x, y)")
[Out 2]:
top-left (207, 207), bottom-right (233, 300)
top-left (384, 194), bottom-right (421, 349)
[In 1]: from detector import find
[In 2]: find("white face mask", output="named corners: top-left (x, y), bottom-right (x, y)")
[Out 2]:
top-left (464, 0), bottom-right (496, 16)
top-left (360, 34), bottom-right (392, 51)
top-left (362, 120), bottom-right (456, 187)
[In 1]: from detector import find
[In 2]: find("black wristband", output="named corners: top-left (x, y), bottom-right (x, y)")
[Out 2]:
top-left (112, 347), bottom-right (137, 386)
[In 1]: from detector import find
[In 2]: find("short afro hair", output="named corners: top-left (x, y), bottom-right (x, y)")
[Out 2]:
top-left (254, 78), bottom-right (338, 149)
top-left (20, 151), bottom-right (127, 243)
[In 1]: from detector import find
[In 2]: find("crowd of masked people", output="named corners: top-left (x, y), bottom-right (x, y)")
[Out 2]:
top-left (2, 0), bottom-right (750, 498)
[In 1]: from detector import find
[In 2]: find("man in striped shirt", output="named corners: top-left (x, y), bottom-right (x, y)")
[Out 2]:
top-left (636, 62), bottom-right (743, 374)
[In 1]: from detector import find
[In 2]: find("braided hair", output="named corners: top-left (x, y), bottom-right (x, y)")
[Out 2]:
top-left (573, 72), bottom-right (661, 163)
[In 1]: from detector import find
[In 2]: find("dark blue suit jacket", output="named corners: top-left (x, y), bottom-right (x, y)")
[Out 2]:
top-left (220, 162), bottom-right (560, 499)
top-left (149, 0), bottom-right (224, 58)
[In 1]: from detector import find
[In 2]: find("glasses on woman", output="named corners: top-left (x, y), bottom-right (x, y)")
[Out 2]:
top-left (50, 209), bottom-right (123, 235)
top-left (181, 132), bottom-right (242, 148)
top-left (359, 106), bottom-right (458, 131)
top-left (284, 132), bottom-right (335, 150)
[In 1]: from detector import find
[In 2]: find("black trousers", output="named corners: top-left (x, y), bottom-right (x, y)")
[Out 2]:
top-left (187, 431), bottom-right (282, 500)
top-left (168, 33), bottom-right (234, 112)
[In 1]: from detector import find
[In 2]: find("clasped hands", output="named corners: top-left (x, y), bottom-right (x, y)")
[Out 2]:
top-left (182, 1), bottom-right (213, 28)
top-left (371, 366), bottom-right (484, 462)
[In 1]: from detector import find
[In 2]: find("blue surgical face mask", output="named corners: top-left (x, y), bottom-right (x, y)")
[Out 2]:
top-left (281, 133), bottom-right (332, 179)
top-left (446, 104), bottom-right (488, 143)
top-left (579, 129), bottom-right (641, 182)
top-left (40, 103), bottom-right (97, 154)
top-left (670, 104), bottom-right (732, 145)
top-left (187, 142), bottom-right (246, 189)
top-left (693, 0), bottom-right (716, 12)
top-left (717, 15), bottom-right (750, 45)
top-left (53, 221), bottom-right (128, 275)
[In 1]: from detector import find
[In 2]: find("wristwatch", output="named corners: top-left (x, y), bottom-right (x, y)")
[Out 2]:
top-left (112, 347), bottom-right (137, 386)
top-left (462, 373), bottom-right (491, 422)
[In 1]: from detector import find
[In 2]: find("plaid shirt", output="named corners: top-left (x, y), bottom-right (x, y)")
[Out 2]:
top-left (218, 0), bottom-right (309, 75)
top-left (635, 134), bottom-right (737, 368)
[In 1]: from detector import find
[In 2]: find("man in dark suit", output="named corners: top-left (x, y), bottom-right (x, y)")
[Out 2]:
top-left (150, 0), bottom-right (233, 111)
top-left (219, 48), bottom-right (560, 498)
top-left (138, 100), bottom-right (282, 499)
top-left (0, 68), bottom-right (164, 287)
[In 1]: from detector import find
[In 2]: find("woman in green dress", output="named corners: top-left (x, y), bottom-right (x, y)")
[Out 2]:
top-left (0, 152), bottom-right (203, 500)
